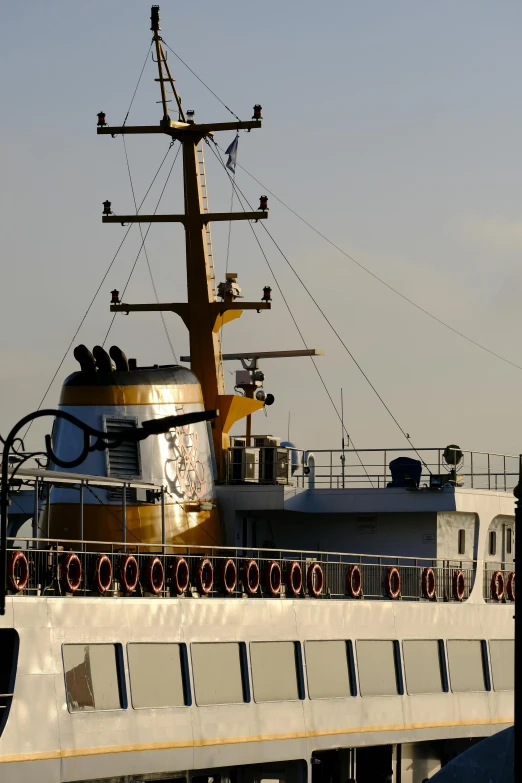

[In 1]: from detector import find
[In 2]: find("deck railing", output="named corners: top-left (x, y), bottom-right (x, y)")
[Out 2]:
top-left (4, 537), bottom-right (486, 603)
top-left (225, 445), bottom-right (519, 491)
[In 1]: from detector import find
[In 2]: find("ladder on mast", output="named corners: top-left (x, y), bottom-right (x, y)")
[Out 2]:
top-left (197, 141), bottom-right (217, 300)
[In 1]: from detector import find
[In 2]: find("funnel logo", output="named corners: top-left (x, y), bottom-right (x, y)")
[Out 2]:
top-left (164, 421), bottom-right (207, 500)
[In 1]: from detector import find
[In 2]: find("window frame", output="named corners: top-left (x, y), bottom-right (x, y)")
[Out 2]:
top-left (249, 640), bottom-right (305, 703)
top-left (458, 529), bottom-right (466, 555)
top-left (355, 639), bottom-right (403, 698)
top-left (304, 639), bottom-right (357, 700)
top-left (190, 641), bottom-right (250, 707)
top-left (126, 642), bottom-right (191, 710)
top-left (62, 642), bottom-right (127, 714)
top-left (489, 530), bottom-right (497, 557)
top-left (401, 638), bottom-right (448, 696)
top-left (446, 638), bottom-right (489, 694)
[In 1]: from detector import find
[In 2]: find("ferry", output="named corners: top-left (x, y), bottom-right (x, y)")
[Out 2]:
top-left (0, 7), bottom-right (514, 783)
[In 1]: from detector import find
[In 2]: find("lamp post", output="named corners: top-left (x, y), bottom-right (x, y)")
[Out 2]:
top-left (513, 455), bottom-right (521, 781)
top-left (0, 407), bottom-right (216, 615)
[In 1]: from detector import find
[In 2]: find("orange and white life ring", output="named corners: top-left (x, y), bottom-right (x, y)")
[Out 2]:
top-left (452, 568), bottom-right (465, 601)
top-left (345, 564), bottom-right (362, 598)
top-left (8, 550), bottom-right (29, 593)
top-left (264, 560), bottom-right (281, 596)
top-left (286, 560), bottom-right (302, 597)
top-left (61, 552), bottom-right (82, 594)
top-left (421, 567), bottom-right (436, 600)
top-left (490, 570), bottom-right (505, 602)
top-left (145, 556), bottom-right (164, 595)
top-left (507, 571), bottom-right (515, 601)
top-left (385, 566), bottom-right (401, 599)
top-left (307, 562), bottom-right (324, 597)
top-left (119, 554), bottom-right (139, 595)
top-left (93, 554), bottom-right (112, 594)
top-left (195, 557), bottom-right (213, 595)
top-left (220, 557), bottom-right (237, 594)
top-left (171, 556), bottom-right (189, 595)
top-left (242, 558), bottom-right (260, 595)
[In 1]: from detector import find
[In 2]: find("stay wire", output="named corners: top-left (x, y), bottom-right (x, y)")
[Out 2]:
top-left (206, 139), bottom-right (375, 486)
top-left (22, 144), bottom-right (175, 442)
top-left (102, 142), bottom-right (181, 346)
top-left (122, 41), bottom-right (153, 127)
top-left (216, 145), bottom-right (522, 376)
top-left (120, 135), bottom-right (178, 362)
top-left (161, 38), bottom-right (241, 121)
top-left (225, 164), bottom-right (429, 469)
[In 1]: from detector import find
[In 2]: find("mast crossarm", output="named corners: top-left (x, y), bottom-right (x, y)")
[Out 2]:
top-left (97, 120), bottom-right (261, 138)
top-left (102, 212), bottom-right (268, 225)
top-left (110, 302), bottom-right (189, 327)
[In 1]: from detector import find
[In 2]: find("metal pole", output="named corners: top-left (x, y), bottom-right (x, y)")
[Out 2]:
top-left (79, 482), bottom-right (84, 553)
top-left (122, 483), bottom-right (127, 551)
top-left (513, 457), bottom-right (521, 783)
top-left (161, 485), bottom-right (166, 548)
top-left (32, 478), bottom-right (39, 547)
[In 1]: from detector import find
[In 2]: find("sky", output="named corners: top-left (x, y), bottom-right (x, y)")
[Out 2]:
top-left (2, 0), bottom-right (522, 461)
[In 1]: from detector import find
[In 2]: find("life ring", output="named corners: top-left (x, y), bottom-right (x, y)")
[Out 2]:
top-left (307, 562), bottom-right (324, 597)
top-left (171, 556), bottom-right (189, 595)
top-left (8, 551), bottom-right (29, 593)
top-left (61, 552), bottom-right (82, 594)
top-left (452, 568), bottom-right (465, 601)
top-left (195, 557), bottom-right (213, 595)
top-left (507, 571), bottom-right (515, 601)
top-left (242, 558), bottom-right (260, 595)
top-left (490, 570), bottom-right (505, 602)
top-left (145, 556), bottom-right (164, 595)
top-left (345, 564), bottom-right (362, 598)
top-left (220, 558), bottom-right (237, 594)
top-left (385, 566), bottom-right (401, 599)
top-left (119, 554), bottom-right (139, 595)
top-left (286, 560), bottom-right (302, 597)
top-left (93, 554), bottom-right (112, 594)
top-left (264, 560), bottom-right (281, 596)
top-left (421, 567), bottom-right (436, 600)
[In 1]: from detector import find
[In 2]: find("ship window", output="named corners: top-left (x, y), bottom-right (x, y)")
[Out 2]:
top-left (489, 531), bottom-right (497, 556)
top-left (305, 640), bottom-right (355, 699)
top-left (458, 529), bottom-right (465, 555)
top-left (489, 640), bottom-right (514, 691)
top-left (63, 643), bottom-right (126, 712)
top-left (447, 640), bottom-right (487, 692)
top-left (403, 640), bottom-right (445, 694)
top-left (506, 528), bottom-right (512, 555)
top-left (128, 643), bottom-right (190, 708)
top-left (356, 640), bottom-right (401, 697)
top-left (0, 629), bottom-right (19, 738)
top-left (250, 641), bottom-right (303, 702)
top-left (191, 643), bottom-right (248, 706)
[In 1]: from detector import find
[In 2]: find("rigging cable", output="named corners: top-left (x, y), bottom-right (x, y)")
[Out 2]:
top-left (102, 142), bottom-right (181, 346)
top-left (161, 38), bottom-right (241, 121)
top-left (206, 139), bottom-right (375, 486)
top-left (22, 144), bottom-right (175, 440)
top-left (122, 41), bottom-right (153, 127)
top-left (120, 135), bottom-right (178, 362)
top-left (215, 145), bottom-right (522, 375)
top-left (217, 146), bottom-right (428, 470)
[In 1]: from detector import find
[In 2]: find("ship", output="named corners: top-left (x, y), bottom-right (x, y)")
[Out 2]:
top-left (0, 7), bottom-right (514, 783)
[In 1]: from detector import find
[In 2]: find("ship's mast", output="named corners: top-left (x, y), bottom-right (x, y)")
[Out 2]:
top-left (98, 5), bottom-right (270, 479)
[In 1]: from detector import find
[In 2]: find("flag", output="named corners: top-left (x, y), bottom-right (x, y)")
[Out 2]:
top-left (225, 135), bottom-right (239, 173)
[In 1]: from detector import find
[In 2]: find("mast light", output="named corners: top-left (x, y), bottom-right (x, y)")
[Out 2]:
top-left (259, 195), bottom-right (269, 211)
top-left (186, 109), bottom-right (195, 124)
top-left (253, 104), bottom-right (262, 120)
top-left (111, 289), bottom-right (120, 305)
top-left (262, 286), bottom-right (272, 303)
top-left (97, 112), bottom-right (107, 127)
top-left (150, 5), bottom-right (161, 32)
top-left (102, 200), bottom-right (113, 216)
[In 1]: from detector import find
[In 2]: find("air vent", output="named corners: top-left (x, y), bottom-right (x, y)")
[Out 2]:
top-left (105, 418), bottom-right (140, 502)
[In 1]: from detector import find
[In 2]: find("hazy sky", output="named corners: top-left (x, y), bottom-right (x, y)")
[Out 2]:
top-left (2, 0), bottom-right (522, 460)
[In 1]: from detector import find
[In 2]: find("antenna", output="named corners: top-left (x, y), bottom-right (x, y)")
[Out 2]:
top-left (287, 411), bottom-right (291, 443)
top-left (341, 388), bottom-right (346, 489)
